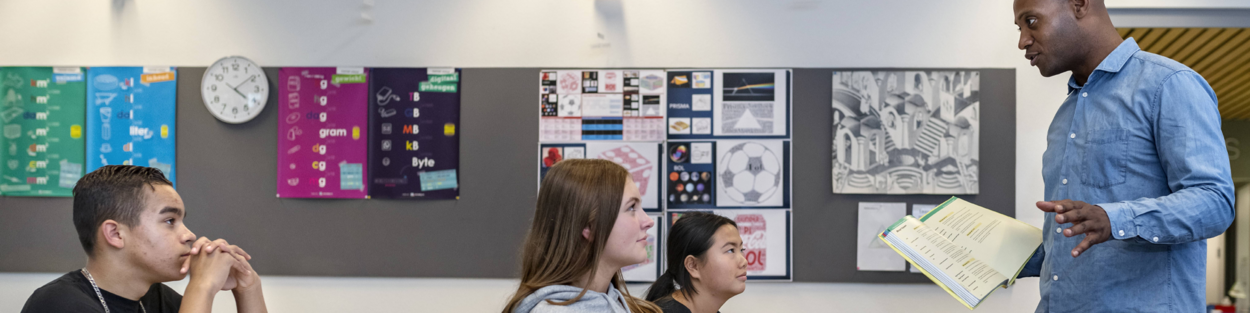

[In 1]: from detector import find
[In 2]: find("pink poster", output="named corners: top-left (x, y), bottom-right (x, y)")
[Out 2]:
top-left (277, 67), bottom-right (369, 198)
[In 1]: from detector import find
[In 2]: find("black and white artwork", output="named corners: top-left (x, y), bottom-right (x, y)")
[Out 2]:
top-left (717, 140), bottom-right (785, 207)
top-left (831, 71), bottom-right (979, 194)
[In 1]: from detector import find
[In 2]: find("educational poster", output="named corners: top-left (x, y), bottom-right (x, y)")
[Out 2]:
top-left (665, 141), bottom-right (716, 208)
top-left (0, 67), bottom-right (86, 196)
top-left (539, 70), bottom-right (666, 142)
top-left (857, 202), bottom-right (907, 271)
top-left (714, 140), bottom-right (789, 208)
top-left (831, 70), bottom-right (980, 194)
top-left (277, 67), bottom-right (369, 198)
top-left (668, 69), bottom-right (791, 140)
top-left (666, 69), bottom-right (790, 209)
top-left (86, 67), bottom-right (177, 185)
top-left (537, 141), bottom-right (662, 211)
top-left (670, 209), bottom-right (792, 280)
top-left (711, 69), bottom-right (790, 137)
top-left (368, 68), bottom-right (460, 199)
top-left (623, 212), bottom-right (663, 283)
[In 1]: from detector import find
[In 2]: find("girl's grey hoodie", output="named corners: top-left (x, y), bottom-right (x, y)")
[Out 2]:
top-left (512, 284), bottom-right (633, 313)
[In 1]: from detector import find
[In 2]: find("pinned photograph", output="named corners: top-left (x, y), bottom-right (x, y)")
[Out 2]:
top-left (668, 117), bottom-right (691, 134)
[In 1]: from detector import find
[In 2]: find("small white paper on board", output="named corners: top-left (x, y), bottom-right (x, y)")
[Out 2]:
top-left (857, 202), bottom-right (907, 271)
top-left (691, 142), bottom-right (713, 164)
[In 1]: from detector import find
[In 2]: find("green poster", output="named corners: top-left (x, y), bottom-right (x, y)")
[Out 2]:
top-left (0, 67), bottom-right (87, 196)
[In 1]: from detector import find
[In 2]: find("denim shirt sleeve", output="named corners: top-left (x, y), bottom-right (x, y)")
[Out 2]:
top-left (1099, 71), bottom-right (1235, 245)
top-left (1017, 244), bottom-right (1044, 278)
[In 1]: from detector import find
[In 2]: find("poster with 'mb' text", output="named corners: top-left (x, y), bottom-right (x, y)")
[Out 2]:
top-left (368, 68), bottom-right (460, 199)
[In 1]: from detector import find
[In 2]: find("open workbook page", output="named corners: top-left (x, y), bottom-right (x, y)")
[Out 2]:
top-left (917, 198), bottom-right (1042, 285)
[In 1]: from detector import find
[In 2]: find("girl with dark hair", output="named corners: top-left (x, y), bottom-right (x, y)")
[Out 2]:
top-left (645, 212), bottom-right (747, 313)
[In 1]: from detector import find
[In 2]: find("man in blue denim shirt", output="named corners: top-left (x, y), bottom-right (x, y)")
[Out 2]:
top-left (1013, 0), bottom-right (1235, 312)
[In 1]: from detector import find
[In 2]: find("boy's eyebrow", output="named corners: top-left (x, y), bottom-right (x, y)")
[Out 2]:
top-left (159, 207), bottom-right (184, 218)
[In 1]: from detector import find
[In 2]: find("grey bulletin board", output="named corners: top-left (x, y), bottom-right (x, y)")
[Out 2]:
top-left (0, 68), bottom-right (1015, 283)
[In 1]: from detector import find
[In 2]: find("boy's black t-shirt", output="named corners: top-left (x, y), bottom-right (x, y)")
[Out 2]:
top-left (21, 270), bottom-right (183, 313)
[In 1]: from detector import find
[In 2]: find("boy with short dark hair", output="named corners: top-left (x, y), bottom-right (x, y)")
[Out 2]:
top-left (22, 165), bottom-right (267, 313)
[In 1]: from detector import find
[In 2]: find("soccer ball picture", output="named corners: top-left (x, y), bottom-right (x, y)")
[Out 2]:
top-left (718, 141), bottom-right (782, 205)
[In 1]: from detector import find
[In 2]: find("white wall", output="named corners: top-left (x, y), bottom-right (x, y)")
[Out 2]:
top-left (0, 0), bottom-right (1076, 312)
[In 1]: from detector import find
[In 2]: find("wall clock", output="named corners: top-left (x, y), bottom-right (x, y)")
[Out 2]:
top-left (202, 56), bottom-right (269, 123)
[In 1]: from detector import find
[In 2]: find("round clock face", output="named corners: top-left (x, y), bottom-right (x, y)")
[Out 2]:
top-left (202, 56), bottom-right (269, 124)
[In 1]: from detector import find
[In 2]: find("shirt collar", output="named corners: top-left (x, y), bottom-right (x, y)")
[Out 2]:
top-left (1067, 38), bottom-right (1140, 93)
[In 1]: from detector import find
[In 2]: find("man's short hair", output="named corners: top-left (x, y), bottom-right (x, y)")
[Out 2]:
top-left (73, 165), bottom-right (173, 256)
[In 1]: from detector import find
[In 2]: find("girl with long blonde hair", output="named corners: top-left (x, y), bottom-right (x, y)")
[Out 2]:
top-left (504, 159), bottom-right (661, 313)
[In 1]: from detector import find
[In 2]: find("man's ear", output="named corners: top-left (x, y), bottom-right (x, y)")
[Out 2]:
top-left (99, 220), bottom-right (126, 250)
top-left (684, 255), bottom-right (702, 280)
top-left (1070, 0), bottom-right (1090, 19)
top-left (582, 227), bottom-right (592, 241)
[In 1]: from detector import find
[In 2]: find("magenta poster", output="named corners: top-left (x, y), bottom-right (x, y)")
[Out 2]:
top-left (277, 67), bottom-right (369, 198)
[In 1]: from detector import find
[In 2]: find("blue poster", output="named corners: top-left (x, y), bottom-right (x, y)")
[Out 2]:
top-left (86, 67), bottom-right (178, 185)
top-left (367, 68), bottom-right (460, 199)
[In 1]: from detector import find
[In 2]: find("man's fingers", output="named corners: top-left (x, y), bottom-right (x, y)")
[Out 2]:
top-left (1036, 201), bottom-right (1057, 212)
top-left (1064, 222), bottom-right (1089, 237)
top-left (1058, 208), bottom-right (1090, 225)
top-left (1072, 234), bottom-right (1097, 257)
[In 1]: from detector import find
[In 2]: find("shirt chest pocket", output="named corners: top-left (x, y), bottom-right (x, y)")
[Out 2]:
top-left (1080, 129), bottom-right (1129, 187)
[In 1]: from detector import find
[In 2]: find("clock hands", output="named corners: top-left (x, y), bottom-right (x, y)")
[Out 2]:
top-left (228, 75), bottom-right (257, 91)
top-left (226, 74), bottom-right (258, 100)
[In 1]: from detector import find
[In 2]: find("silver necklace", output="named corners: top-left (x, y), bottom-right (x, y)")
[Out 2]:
top-left (80, 268), bottom-right (147, 313)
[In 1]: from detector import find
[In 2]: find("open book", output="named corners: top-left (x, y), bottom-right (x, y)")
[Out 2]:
top-left (878, 197), bottom-right (1042, 310)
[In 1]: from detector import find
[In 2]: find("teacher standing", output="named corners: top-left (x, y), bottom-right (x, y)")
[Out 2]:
top-left (1013, 0), bottom-right (1235, 312)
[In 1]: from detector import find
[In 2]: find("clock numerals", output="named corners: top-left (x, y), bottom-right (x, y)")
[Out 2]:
top-left (204, 57), bottom-right (267, 123)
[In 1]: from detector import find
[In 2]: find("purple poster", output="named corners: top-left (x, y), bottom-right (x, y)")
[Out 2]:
top-left (277, 67), bottom-right (369, 198)
top-left (368, 68), bottom-right (461, 199)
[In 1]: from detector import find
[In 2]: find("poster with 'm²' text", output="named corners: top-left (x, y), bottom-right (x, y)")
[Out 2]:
top-left (0, 67), bottom-right (86, 196)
